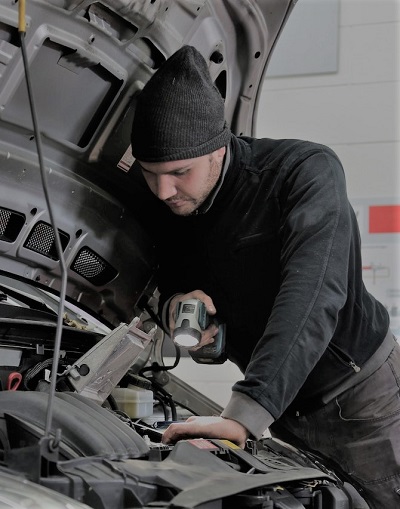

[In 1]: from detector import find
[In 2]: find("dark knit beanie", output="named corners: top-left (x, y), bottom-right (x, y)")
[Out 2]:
top-left (131, 45), bottom-right (231, 162)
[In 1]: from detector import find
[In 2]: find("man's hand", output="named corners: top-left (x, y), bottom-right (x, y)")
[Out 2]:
top-left (169, 290), bottom-right (218, 349)
top-left (161, 416), bottom-right (249, 449)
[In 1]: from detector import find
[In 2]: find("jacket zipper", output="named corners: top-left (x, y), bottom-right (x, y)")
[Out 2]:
top-left (328, 343), bottom-right (361, 373)
top-left (349, 361), bottom-right (361, 373)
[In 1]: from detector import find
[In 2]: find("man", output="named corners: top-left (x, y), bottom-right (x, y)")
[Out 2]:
top-left (130, 45), bottom-right (400, 508)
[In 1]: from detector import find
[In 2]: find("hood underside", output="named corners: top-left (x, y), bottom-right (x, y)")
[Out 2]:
top-left (0, 0), bottom-right (295, 325)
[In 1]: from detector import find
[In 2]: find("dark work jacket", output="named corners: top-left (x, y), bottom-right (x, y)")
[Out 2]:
top-left (131, 135), bottom-right (390, 421)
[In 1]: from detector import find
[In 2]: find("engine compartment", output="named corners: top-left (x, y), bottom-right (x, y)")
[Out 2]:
top-left (0, 274), bottom-right (368, 508)
top-left (0, 392), bottom-right (359, 509)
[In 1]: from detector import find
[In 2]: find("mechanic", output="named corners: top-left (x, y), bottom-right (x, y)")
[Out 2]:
top-left (129, 45), bottom-right (400, 508)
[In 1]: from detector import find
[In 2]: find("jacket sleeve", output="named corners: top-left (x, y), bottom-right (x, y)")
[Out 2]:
top-left (221, 391), bottom-right (275, 439)
top-left (230, 146), bottom-right (353, 421)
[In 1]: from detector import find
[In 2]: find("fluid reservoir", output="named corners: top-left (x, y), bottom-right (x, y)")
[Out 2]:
top-left (112, 375), bottom-right (154, 418)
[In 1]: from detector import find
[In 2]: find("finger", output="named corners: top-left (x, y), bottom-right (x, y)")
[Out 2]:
top-left (180, 291), bottom-right (216, 315)
top-left (162, 423), bottom-right (194, 444)
top-left (191, 336), bottom-right (215, 350)
top-left (191, 325), bottom-right (218, 350)
top-left (193, 292), bottom-right (216, 315)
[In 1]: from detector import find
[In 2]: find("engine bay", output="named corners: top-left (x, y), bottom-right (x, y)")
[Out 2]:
top-left (0, 272), bottom-right (368, 508)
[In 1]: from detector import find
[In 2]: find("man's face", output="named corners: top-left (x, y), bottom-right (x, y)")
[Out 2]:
top-left (138, 146), bottom-right (226, 216)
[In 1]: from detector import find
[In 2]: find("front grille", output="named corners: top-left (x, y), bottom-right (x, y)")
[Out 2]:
top-left (23, 221), bottom-right (69, 260)
top-left (0, 207), bottom-right (25, 242)
top-left (71, 247), bottom-right (118, 286)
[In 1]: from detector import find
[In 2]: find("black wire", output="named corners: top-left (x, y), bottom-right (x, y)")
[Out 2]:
top-left (139, 346), bottom-right (181, 377)
top-left (106, 393), bottom-right (119, 411)
top-left (139, 302), bottom-right (181, 372)
top-left (141, 374), bottom-right (178, 421)
top-left (154, 398), bottom-right (169, 420)
top-left (169, 396), bottom-right (177, 421)
top-left (143, 302), bottom-right (165, 333)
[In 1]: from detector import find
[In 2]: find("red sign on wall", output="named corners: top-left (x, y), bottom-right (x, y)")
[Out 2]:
top-left (369, 205), bottom-right (400, 234)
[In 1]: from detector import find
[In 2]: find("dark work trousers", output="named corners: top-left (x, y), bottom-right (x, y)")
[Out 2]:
top-left (271, 340), bottom-right (400, 509)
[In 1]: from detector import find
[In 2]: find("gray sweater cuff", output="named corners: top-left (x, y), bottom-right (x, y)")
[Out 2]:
top-left (221, 391), bottom-right (275, 440)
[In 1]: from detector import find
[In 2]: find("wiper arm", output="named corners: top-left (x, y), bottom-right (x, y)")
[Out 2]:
top-left (0, 284), bottom-right (57, 316)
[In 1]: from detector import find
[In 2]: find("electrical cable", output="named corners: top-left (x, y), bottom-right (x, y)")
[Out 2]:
top-left (23, 358), bottom-right (53, 390)
top-left (141, 374), bottom-right (178, 421)
top-left (142, 302), bottom-right (165, 333)
top-left (18, 0), bottom-right (68, 439)
top-left (140, 302), bottom-right (181, 372)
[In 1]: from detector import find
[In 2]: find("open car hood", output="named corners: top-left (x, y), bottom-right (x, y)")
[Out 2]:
top-left (0, 0), bottom-right (296, 326)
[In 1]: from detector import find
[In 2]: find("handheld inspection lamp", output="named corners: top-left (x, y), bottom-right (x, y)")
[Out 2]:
top-left (172, 299), bottom-right (227, 364)
top-left (172, 299), bottom-right (207, 348)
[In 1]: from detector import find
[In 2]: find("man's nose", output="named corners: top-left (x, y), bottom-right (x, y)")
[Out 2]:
top-left (156, 175), bottom-right (176, 200)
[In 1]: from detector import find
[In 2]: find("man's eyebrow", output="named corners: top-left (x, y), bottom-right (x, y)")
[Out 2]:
top-left (139, 164), bottom-right (191, 174)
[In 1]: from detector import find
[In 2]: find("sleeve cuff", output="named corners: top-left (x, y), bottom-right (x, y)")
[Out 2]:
top-left (221, 391), bottom-right (275, 440)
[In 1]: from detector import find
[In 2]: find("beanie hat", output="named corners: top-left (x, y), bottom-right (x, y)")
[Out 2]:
top-left (131, 45), bottom-right (231, 162)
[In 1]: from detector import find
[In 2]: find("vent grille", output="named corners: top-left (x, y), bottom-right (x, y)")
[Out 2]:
top-left (71, 247), bottom-right (118, 286)
top-left (0, 207), bottom-right (25, 242)
top-left (23, 221), bottom-right (69, 260)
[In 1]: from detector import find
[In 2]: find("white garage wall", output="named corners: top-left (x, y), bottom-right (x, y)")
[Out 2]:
top-left (258, 0), bottom-right (400, 199)
top-left (170, 0), bottom-right (400, 408)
